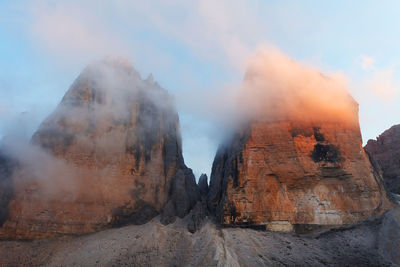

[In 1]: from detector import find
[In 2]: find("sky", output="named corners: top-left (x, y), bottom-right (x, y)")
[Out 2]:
top-left (1, 0), bottom-right (400, 179)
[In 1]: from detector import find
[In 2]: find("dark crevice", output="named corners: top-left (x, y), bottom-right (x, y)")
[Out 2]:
top-left (311, 144), bottom-right (342, 163)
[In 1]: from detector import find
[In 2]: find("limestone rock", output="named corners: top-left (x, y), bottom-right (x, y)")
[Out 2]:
top-left (208, 119), bottom-right (389, 231)
top-left (198, 173), bottom-right (209, 198)
top-left (186, 174), bottom-right (209, 233)
top-left (365, 125), bottom-right (400, 195)
top-left (160, 169), bottom-right (200, 225)
top-left (187, 201), bottom-right (208, 233)
top-left (208, 53), bottom-right (390, 231)
top-left (0, 58), bottom-right (199, 239)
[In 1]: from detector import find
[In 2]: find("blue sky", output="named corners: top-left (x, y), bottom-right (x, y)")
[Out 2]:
top-left (1, 0), bottom-right (400, 178)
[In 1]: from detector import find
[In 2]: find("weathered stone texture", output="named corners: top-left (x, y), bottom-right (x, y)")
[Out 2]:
top-left (208, 119), bottom-right (389, 231)
top-left (365, 124), bottom-right (400, 195)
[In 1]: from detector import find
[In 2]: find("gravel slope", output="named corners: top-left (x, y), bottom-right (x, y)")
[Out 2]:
top-left (0, 208), bottom-right (399, 267)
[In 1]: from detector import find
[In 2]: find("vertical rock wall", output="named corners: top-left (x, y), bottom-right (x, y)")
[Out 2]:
top-left (365, 125), bottom-right (400, 195)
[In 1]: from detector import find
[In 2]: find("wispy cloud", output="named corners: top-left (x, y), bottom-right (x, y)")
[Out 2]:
top-left (366, 68), bottom-right (397, 101)
top-left (240, 46), bottom-right (355, 123)
top-left (15, 0), bottom-right (268, 72)
top-left (360, 55), bottom-right (375, 70)
top-left (28, 1), bottom-right (128, 63)
top-left (357, 56), bottom-right (398, 102)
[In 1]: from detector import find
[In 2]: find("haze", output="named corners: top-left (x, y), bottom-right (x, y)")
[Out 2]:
top-left (1, 0), bottom-right (400, 178)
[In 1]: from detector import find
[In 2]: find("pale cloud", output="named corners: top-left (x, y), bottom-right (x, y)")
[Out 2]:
top-left (356, 55), bottom-right (398, 102)
top-left (115, 0), bottom-right (265, 70)
top-left (367, 68), bottom-right (397, 101)
top-left (29, 2), bottom-right (129, 62)
top-left (239, 46), bottom-right (356, 123)
top-left (360, 55), bottom-right (375, 70)
top-left (20, 0), bottom-right (267, 72)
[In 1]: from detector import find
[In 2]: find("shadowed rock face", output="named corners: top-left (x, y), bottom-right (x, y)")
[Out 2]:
top-left (365, 125), bottom-right (400, 195)
top-left (160, 169), bottom-right (200, 225)
top-left (198, 174), bottom-right (208, 198)
top-left (0, 59), bottom-right (199, 239)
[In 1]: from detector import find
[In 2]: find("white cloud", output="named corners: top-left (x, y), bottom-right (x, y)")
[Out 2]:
top-left (360, 55), bottom-right (375, 70)
top-left (29, 2), bottom-right (129, 63)
top-left (356, 56), bottom-right (398, 102)
top-left (367, 68), bottom-right (397, 101)
top-left (19, 0), bottom-right (268, 72)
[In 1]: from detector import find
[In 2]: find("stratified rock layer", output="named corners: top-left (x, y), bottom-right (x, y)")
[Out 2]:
top-left (208, 119), bottom-right (389, 231)
top-left (365, 125), bottom-right (400, 195)
top-left (0, 59), bottom-right (199, 239)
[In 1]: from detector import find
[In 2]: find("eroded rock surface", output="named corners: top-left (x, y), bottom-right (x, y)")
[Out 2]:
top-left (0, 59), bottom-right (199, 239)
top-left (365, 125), bottom-right (400, 195)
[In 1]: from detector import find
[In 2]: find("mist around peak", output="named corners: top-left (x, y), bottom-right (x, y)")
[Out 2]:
top-left (237, 47), bottom-right (358, 125)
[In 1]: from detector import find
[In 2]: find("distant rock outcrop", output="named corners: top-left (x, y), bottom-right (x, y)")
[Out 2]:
top-left (0, 58), bottom-right (199, 239)
top-left (365, 125), bottom-right (400, 195)
top-left (160, 169), bottom-right (200, 225)
top-left (198, 174), bottom-right (208, 198)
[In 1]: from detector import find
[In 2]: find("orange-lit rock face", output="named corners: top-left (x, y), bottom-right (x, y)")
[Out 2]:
top-left (208, 49), bottom-right (389, 231)
top-left (208, 119), bottom-right (389, 231)
top-left (0, 59), bottom-right (198, 239)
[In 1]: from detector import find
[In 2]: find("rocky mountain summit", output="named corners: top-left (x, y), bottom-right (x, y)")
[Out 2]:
top-left (207, 54), bottom-right (390, 232)
top-left (0, 59), bottom-right (200, 239)
top-left (365, 124), bottom-right (400, 196)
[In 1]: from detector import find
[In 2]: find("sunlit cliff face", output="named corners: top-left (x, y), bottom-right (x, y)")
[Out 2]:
top-left (238, 47), bottom-right (358, 124)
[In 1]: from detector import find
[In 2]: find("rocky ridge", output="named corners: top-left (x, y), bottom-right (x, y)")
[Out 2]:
top-left (365, 124), bottom-right (400, 195)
